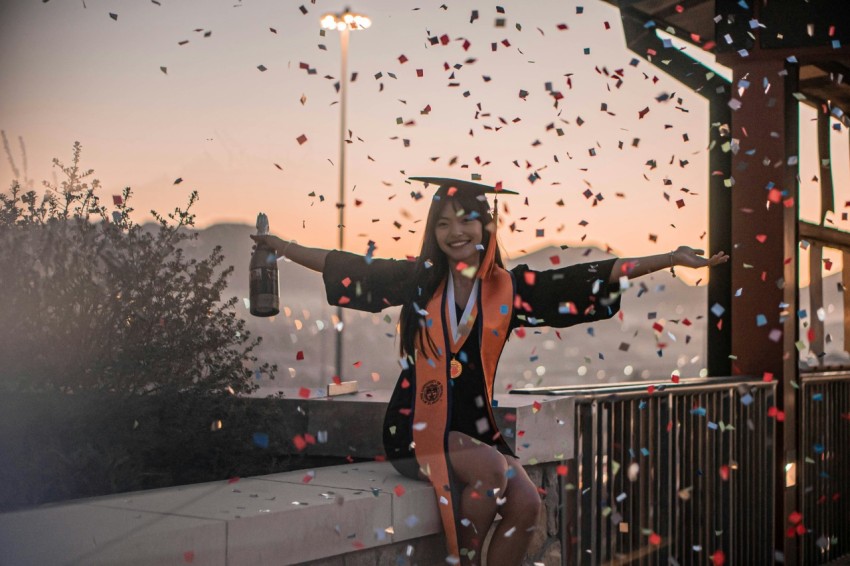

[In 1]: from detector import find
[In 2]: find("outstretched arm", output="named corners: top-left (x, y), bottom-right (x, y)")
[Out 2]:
top-left (250, 235), bottom-right (329, 273)
top-left (608, 246), bottom-right (729, 284)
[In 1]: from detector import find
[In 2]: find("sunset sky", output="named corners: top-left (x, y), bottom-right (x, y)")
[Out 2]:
top-left (2, 0), bottom-right (848, 284)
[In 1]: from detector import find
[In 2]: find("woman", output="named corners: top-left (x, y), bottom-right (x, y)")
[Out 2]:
top-left (252, 177), bottom-right (728, 565)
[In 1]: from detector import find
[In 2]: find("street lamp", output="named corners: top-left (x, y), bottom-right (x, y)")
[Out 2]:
top-left (320, 7), bottom-right (370, 382)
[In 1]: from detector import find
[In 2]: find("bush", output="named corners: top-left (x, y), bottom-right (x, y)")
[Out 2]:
top-left (0, 141), bottom-right (301, 509)
top-left (0, 141), bottom-right (275, 395)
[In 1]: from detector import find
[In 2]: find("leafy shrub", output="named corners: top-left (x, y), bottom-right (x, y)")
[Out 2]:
top-left (0, 141), bottom-right (275, 395)
top-left (0, 141), bottom-right (300, 509)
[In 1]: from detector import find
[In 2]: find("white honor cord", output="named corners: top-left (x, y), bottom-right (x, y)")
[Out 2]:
top-left (447, 272), bottom-right (479, 343)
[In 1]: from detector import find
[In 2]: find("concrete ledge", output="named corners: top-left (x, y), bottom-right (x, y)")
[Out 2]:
top-left (0, 462), bottom-right (440, 566)
top-left (274, 388), bottom-right (576, 465)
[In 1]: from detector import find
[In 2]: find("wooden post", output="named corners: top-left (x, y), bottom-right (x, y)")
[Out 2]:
top-left (723, 57), bottom-right (800, 565)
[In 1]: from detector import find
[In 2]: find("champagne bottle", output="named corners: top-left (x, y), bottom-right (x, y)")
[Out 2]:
top-left (249, 213), bottom-right (280, 317)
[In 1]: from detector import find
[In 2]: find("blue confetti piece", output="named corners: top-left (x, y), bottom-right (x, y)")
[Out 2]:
top-left (459, 351), bottom-right (468, 363)
top-left (711, 303), bottom-right (725, 318)
top-left (691, 407), bottom-right (707, 417)
top-left (405, 514), bottom-right (419, 528)
top-left (812, 393), bottom-right (823, 401)
top-left (587, 327), bottom-right (595, 336)
top-left (252, 432), bottom-right (269, 448)
top-left (500, 304), bottom-right (509, 315)
top-left (756, 314), bottom-right (767, 327)
top-left (583, 47), bottom-right (590, 55)
top-left (813, 443), bottom-right (824, 455)
top-left (506, 467), bottom-right (517, 479)
top-left (798, 309), bottom-right (808, 319)
top-left (638, 400), bottom-right (647, 410)
top-left (707, 421), bottom-right (718, 430)
top-left (530, 355), bottom-right (539, 362)
top-left (629, 448), bottom-right (635, 459)
top-left (741, 393), bottom-right (754, 406)
top-left (640, 447), bottom-right (650, 456)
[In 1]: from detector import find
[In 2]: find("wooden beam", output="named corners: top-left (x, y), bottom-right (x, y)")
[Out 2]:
top-left (798, 221), bottom-right (850, 252)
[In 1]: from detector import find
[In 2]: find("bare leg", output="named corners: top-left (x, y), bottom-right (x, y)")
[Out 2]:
top-left (447, 431), bottom-right (509, 565)
top-left (486, 458), bottom-right (542, 566)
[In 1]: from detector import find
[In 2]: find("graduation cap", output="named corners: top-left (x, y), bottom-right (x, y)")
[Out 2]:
top-left (408, 176), bottom-right (519, 279)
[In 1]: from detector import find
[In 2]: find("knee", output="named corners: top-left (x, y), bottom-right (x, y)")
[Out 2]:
top-left (475, 463), bottom-right (509, 495)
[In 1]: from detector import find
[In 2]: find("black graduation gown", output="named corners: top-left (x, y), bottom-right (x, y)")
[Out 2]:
top-left (321, 250), bottom-right (622, 479)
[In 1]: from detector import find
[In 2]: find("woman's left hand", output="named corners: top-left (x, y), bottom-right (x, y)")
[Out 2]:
top-left (673, 246), bottom-right (729, 268)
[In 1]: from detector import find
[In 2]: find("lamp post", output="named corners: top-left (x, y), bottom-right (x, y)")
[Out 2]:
top-left (320, 8), bottom-right (370, 382)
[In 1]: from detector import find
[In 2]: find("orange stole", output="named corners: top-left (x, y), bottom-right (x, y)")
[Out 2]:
top-left (412, 267), bottom-right (514, 560)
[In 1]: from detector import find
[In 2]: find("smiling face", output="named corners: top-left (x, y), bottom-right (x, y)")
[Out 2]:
top-left (434, 200), bottom-right (484, 267)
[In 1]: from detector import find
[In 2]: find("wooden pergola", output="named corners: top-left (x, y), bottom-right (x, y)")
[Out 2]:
top-left (603, 1), bottom-right (850, 564)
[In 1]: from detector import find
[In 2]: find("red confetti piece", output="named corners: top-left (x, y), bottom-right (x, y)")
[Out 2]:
top-left (556, 464), bottom-right (568, 476)
top-left (788, 511), bottom-right (802, 524)
top-left (648, 385), bottom-right (656, 394)
top-left (293, 435), bottom-right (307, 451)
top-left (333, 375), bottom-right (342, 385)
top-left (296, 134), bottom-right (308, 145)
top-left (532, 401), bottom-right (542, 413)
top-left (341, 277), bottom-right (351, 288)
top-left (711, 550), bottom-right (726, 566)
top-left (763, 372), bottom-right (774, 382)
top-left (296, 351), bottom-right (305, 361)
top-left (394, 484), bottom-right (406, 497)
top-left (671, 374), bottom-right (680, 383)
top-left (416, 69), bottom-right (424, 77)
top-left (719, 465), bottom-right (730, 480)
top-left (649, 532), bottom-right (661, 545)
top-left (112, 195), bottom-right (123, 206)
top-left (756, 234), bottom-right (767, 243)
top-left (227, 477), bottom-right (240, 484)
top-left (304, 433), bottom-right (316, 445)
top-left (398, 54), bottom-right (408, 64)
top-left (524, 271), bottom-right (536, 285)
top-left (183, 551), bottom-right (195, 563)
top-left (353, 361), bottom-right (362, 368)
top-left (549, 255), bottom-right (560, 265)
top-left (298, 386), bottom-right (310, 398)
top-left (338, 296), bottom-right (351, 305)
top-left (302, 473), bottom-right (313, 483)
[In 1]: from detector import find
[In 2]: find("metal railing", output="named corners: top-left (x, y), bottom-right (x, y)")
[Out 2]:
top-left (564, 378), bottom-right (777, 565)
top-left (799, 371), bottom-right (850, 565)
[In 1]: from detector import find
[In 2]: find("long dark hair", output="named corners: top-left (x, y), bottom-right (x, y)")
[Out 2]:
top-left (398, 185), bottom-right (504, 360)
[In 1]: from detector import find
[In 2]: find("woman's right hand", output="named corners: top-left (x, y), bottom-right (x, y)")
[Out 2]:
top-left (250, 234), bottom-right (288, 253)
